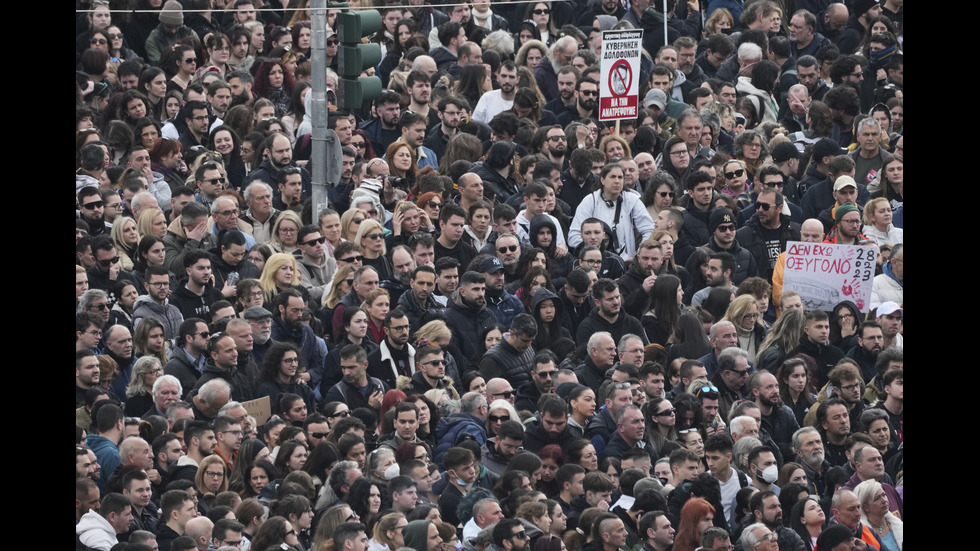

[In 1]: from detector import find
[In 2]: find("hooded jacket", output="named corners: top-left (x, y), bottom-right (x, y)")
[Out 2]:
top-left (397, 287), bottom-right (446, 334)
top-left (132, 295), bottom-right (185, 341)
top-left (529, 214), bottom-right (574, 281)
top-left (870, 261), bottom-right (902, 309)
top-left (208, 248), bottom-right (261, 290)
top-left (445, 288), bottom-right (499, 369)
top-left (169, 280), bottom-right (224, 321)
top-left (435, 411), bottom-right (488, 468)
top-left (736, 76), bottom-right (779, 124)
top-left (76, 510), bottom-right (118, 551)
top-left (272, 316), bottom-right (325, 389)
top-left (617, 260), bottom-right (652, 319)
top-left (403, 520), bottom-right (434, 551)
top-left (575, 308), bottom-right (647, 347)
top-left (703, 236), bottom-right (759, 286)
top-left (788, 334), bottom-right (844, 389)
top-left (294, 249), bottom-right (338, 306)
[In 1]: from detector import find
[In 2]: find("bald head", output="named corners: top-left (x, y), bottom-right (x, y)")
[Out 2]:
top-left (413, 55), bottom-right (437, 76)
top-left (800, 219), bottom-right (824, 243)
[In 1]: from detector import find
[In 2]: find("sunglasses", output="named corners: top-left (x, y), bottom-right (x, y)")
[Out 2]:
top-left (365, 233), bottom-right (383, 240)
top-left (532, 8), bottom-right (550, 14)
top-left (340, 255), bottom-right (364, 263)
top-left (204, 177), bottom-right (226, 185)
top-left (547, 135), bottom-right (566, 142)
top-left (327, 39), bottom-right (339, 46)
top-left (90, 38), bottom-right (107, 45)
top-left (351, 141), bottom-right (366, 149)
top-left (98, 256), bottom-right (120, 267)
top-left (184, 58), bottom-right (199, 64)
top-left (755, 202), bottom-right (776, 211)
top-left (716, 224), bottom-right (736, 233)
top-left (352, 217), bottom-right (364, 225)
top-left (725, 169), bottom-right (745, 179)
top-left (310, 432), bottom-right (328, 439)
top-left (512, 531), bottom-right (528, 540)
top-left (426, 201), bottom-right (442, 209)
top-left (658, 191), bottom-right (675, 198)
top-left (82, 201), bottom-right (104, 209)
top-left (494, 390), bottom-right (516, 398)
top-left (498, 245), bottom-right (519, 254)
top-left (330, 410), bottom-right (350, 418)
top-left (108, 33), bottom-right (124, 40)
top-left (422, 359), bottom-right (445, 366)
top-left (579, 89), bottom-right (598, 97)
top-left (488, 415), bottom-right (509, 423)
top-left (303, 237), bottom-right (326, 246)
top-left (656, 408), bottom-right (676, 417)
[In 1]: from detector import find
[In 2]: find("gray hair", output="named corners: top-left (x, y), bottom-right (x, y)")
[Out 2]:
top-left (740, 523), bottom-right (769, 550)
top-left (718, 346), bottom-right (751, 371)
top-left (676, 109), bottom-right (703, 128)
top-left (482, 30), bottom-right (515, 56)
top-left (211, 195), bottom-right (237, 214)
top-left (617, 334), bottom-right (644, 354)
top-left (461, 391), bottom-right (488, 414)
top-left (132, 191), bottom-right (157, 211)
top-left (152, 374), bottom-right (183, 397)
top-left (78, 289), bottom-right (109, 312)
top-left (219, 400), bottom-right (244, 415)
top-left (791, 426), bottom-right (820, 452)
top-left (616, 403), bottom-right (642, 424)
top-left (729, 415), bottom-right (755, 435)
top-left (119, 437), bottom-right (150, 461)
top-left (549, 36), bottom-right (578, 65)
top-left (708, 321), bottom-right (735, 339)
top-left (588, 331), bottom-right (613, 351)
top-left (857, 116), bottom-right (881, 134)
top-left (738, 42), bottom-right (763, 61)
top-left (198, 378), bottom-right (232, 406)
top-left (732, 436), bottom-right (762, 471)
top-left (243, 181), bottom-right (273, 202)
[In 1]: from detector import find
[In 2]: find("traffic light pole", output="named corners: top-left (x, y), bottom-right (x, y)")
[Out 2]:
top-left (309, 0), bottom-right (341, 222)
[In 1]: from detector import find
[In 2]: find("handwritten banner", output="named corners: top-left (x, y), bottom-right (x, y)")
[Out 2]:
top-left (783, 241), bottom-right (877, 312)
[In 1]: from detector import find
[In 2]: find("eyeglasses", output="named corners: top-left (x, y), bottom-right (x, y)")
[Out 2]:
top-left (89, 303), bottom-right (109, 311)
top-left (716, 224), bottom-right (736, 233)
top-left (340, 255), bottom-right (364, 263)
top-left (193, 331), bottom-right (211, 338)
top-left (422, 359), bottom-right (445, 366)
top-left (755, 201), bottom-right (776, 211)
top-left (579, 89), bottom-right (598, 97)
top-left (147, 281), bottom-right (170, 288)
top-left (548, 135), bottom-right (566, 142)
top-left (82, 201), bottom-right (104, 209)
top-left (725, 169), bottom-right (745, 179)
top-left (498, 245), bottom-right (519, 253)
top-left (351, 141), bottom-right (366, 149)
top-left (282, 357), bottom-right (300, 364)
top-left (98, 256), bottom-right (121, 267)
top-left (488, 414), bottom-right (509, 423)
top-left (205, 471), bottom-right (224, 478)
top-left (303, 237), bottom-right (326, 246)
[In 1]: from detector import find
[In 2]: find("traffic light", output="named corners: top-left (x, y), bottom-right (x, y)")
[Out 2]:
top-left (336, 9), bottom-right (383, 111)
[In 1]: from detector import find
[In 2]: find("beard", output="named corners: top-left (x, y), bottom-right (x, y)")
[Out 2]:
top-left (579, 97), bottom-right (596, 111)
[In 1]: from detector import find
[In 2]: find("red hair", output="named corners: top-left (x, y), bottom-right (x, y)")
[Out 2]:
top-left (675, 498), bottom-right (716, 550)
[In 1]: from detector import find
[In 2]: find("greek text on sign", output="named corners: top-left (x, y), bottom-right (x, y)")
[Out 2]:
top-left (599, 29), bottom-right (643, 121)
top-left (782, 241), bottom-right (878, 312)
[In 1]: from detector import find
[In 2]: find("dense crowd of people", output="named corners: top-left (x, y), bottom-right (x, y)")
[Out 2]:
top-left (76, 0), bottom-right (904, 550)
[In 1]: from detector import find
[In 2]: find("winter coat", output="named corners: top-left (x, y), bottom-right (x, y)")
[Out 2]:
top-left (480, 339), bottom-right (534, 389)
top-left (735, 213), bottom-right (801, 282)
top-left (870, 261), bottom-right (902, 310)
top-left (132, 295), bottom-right (184, 341)
top-left (163, 217), bottom-right (218, 273)
top-left (75, 510), bottom-right (118, 551)
top-left (445, 289), bottom-right (498, 369)
top-left (435, 412), bottom-right (488, 468)
top-left (575, 310), bottom-right (648, 350)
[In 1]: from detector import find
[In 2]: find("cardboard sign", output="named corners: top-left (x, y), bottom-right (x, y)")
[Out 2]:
top-left (242, 395), bottom-right (272, 427)
top-left (782, 242), bottom-right (878, 312)
top-left (599, 29), bottom-right (643, 121)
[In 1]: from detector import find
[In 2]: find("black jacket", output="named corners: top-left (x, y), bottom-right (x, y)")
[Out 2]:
top-left (735, 214), bottom-right (801, 282)
top-left (575, 310), bottom-right (647, 347)
top-left (480, 339), bottom-right (534, 388)
top-left (788, 336), bottom-right (844, 389)
top-left (444, 289), bottom-right (498, 369)
top-left (701, 237), bottom-right (759, 286)
top-left (192, 360), bottom-right (255, 402)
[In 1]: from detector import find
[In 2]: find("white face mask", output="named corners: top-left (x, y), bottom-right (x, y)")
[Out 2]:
top-left (761, 465), bottom-right (779, 484)
top-left (384, 463), bottom-right (401, 480)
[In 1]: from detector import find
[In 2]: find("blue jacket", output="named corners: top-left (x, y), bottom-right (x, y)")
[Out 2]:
top-left (434, 412), bottom-right (487, 469)
top-left (86, 434), bottom-right (121, 493)
top-left (485, 290), bottom-right (524, 329)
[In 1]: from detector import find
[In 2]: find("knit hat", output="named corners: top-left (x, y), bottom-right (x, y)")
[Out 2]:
top-left (159, 0), bottom-right (184, 26)
top-left (853, 0), bottom-right (880, 17)
top-left (834, 203), bottom-right (859, 223)
top-left (709, 208), bottom-right (736, 233)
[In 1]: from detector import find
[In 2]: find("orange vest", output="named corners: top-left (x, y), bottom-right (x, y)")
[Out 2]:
top-left (859, 523), bottom-right (881, 551)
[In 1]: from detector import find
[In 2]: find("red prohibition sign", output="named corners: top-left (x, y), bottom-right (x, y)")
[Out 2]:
top-left (609, 59), bottom-right (632, 97)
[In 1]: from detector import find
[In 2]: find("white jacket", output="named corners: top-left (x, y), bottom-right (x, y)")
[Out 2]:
top-left (568, 189), bottom-right (654, 260)
top-left (76, 510), bottom-right (118, 551)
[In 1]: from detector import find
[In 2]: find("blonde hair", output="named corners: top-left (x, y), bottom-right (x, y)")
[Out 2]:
top-left (340, 208), bottom-right (370, 241)
top-left (324, 264), bottom-right (355, 308)
top-left (863, 197), bottom-right (890, 226)
top-left (137, 208), bottom-right (166, 238)
top-left (259, 252), bottom-right (300, 301)
top-left (125, 356), bottom-right (163, 398)
top-left (722, 294), bottom-right (759, 328)
top-left (271, 210), bottom-right (303, 251)
top-left (354, 219), bottom-right (386, 256)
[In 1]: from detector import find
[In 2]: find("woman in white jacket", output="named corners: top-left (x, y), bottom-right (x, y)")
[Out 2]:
top-left (568, 162), bottom-right (655, 260)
